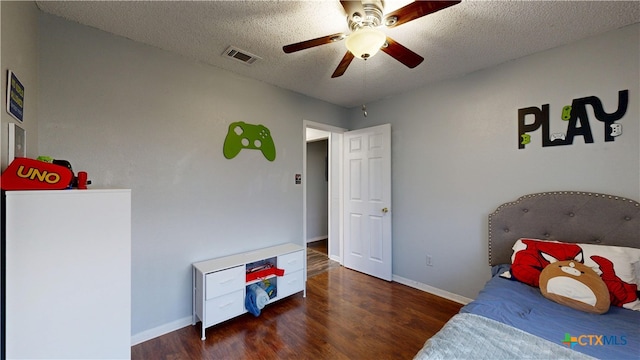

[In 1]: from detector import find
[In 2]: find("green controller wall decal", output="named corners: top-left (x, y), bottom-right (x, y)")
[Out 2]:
top-left (223, 121), bottom-right (276, 161)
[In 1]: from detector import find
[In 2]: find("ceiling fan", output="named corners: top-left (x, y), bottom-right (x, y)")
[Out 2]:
top-left (283, 0), bottom-right (460, 78)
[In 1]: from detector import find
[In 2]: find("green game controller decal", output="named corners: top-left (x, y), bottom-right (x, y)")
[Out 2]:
top-left (223, 121), bottom-right (276, 161)
top-left (561, 105), bottom-right (572, 121)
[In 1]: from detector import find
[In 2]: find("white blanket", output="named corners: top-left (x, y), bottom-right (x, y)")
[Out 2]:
top-left (414, 313), bottom-right (595, 360)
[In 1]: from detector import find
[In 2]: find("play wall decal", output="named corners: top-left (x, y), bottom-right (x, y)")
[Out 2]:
top-left (518, 90), bottom-right (628, 149)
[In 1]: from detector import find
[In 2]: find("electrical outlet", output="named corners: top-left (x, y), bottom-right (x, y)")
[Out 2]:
top-left (426, 255), bottom-right (433, 267)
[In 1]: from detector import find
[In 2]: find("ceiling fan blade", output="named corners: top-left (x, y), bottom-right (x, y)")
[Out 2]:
top-left (331, 51), bottom-right (355, 78)
top-left (283, 33), bottom-right (346, 53)
top-left (384, 1), bottom-right (460, 28)
top-left (381, 37), bottom-right (424, 68)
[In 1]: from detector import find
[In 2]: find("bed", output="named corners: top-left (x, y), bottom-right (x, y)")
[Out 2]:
top-left (414, 191), bottom-right (640, 360)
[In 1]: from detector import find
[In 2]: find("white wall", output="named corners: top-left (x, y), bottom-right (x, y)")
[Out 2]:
top-left (306, 139), bottom-right (328, 242)
top-left (350, 23), bottom-right (640, 299)
top-left (36, 12), bottom-right (348, 340)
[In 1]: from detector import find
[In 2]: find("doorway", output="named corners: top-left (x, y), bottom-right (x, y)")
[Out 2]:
top-left (303, 121), bottom-right (345, 274)
top-left (306, 137), bottom-right (329, 248)
top-left (303, 121), bottom-right (392, 281)
top-left (305, 135), bottom-right (340, 278)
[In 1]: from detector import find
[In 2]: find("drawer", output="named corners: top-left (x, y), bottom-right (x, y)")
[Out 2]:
top-left (206, 266), bottom-right (244, 299)
top-left (205, 290), bottom-right (245, 326)
top-left (278, 250), bottom-right (304, 274)
top-left (276, 270), bottom-right (304, 299)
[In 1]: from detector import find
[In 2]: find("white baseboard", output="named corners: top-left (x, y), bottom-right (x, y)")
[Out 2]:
top-left (131, 315), bottom-right (193, 346)
top-left (392, 275), bottom-right (473, 305)
top-left (306, 236), bottom-right (328, 243)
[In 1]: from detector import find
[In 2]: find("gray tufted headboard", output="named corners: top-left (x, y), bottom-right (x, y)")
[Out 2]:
top-left (488, 191), bottom-right (639, 266)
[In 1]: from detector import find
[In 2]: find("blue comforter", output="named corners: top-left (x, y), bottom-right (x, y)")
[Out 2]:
top-left (460, 264), bottom-right (640, 359)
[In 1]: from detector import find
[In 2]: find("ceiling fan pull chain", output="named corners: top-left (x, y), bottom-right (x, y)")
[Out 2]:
top-left (362, 60), bottom-right (368, 118)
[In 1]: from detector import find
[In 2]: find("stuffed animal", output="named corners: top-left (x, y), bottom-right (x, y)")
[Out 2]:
top-left (539, 260), bottom-right (610, 314)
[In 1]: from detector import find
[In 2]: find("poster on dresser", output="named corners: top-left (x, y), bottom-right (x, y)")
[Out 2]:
top-left (6, 70), bottom-right (25, 122)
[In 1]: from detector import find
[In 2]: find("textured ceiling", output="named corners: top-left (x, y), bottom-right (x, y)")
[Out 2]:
top-left (36, 1), bottom-right (640, 108)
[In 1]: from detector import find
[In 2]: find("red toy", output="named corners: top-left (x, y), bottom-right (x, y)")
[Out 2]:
top-left (1, 157), bottom-right (73, 190)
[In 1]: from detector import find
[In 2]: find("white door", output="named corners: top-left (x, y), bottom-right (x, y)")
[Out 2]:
top-left (343, 124), bottom-right (392, 281)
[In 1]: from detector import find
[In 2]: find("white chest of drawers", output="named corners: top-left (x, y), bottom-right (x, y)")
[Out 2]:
top-left (192, 243), bottom-right (305, 340)
top-left (4, 189), bottom-right (131, 359)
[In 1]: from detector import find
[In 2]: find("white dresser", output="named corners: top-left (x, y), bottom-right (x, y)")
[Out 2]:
top-left (192, 243), bottom-right (305, 340)
top-left (3, 189), bottom-right (131, 359)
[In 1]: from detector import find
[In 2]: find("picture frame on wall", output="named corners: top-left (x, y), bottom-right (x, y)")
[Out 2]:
top-left (8, 122), bottom-right (26, 163)
top-left (6, 70), bottom-right (25, 122)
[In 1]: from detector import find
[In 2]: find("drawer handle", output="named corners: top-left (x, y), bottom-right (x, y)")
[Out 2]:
top-left (287, 260), bottom-right (298, 264)
top-left (219, 277), bottom-right (236, 285)
top-left (219, 301), bottom-right (234, 309)
top-left (287, 278), bottom-right (298, 284)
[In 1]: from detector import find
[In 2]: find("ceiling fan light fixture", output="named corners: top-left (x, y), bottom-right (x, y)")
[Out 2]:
top-left (345, 27), bottom-right (386, 60)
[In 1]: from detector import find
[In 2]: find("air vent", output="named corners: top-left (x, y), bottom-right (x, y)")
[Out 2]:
top-left (223, 46), bottom-right (261, 65)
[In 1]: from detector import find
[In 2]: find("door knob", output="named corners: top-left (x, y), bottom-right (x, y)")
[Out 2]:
top-left (382, 207), bottom-right (389, 213)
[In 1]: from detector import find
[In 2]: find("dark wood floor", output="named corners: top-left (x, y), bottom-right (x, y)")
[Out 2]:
top-left (307, 239), bottom-right (328, 254)
top-left (131, 265), bottom-right (463, 359)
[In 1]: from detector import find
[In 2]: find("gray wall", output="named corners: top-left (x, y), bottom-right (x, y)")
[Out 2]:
top-left (36, 13), bottom-right (348, 338)
top-left (1, 3), bottom-right (40, 341)
top-left (5, 3), bottom-right (637, 344)
top-left (306, 139), bottom-right (328, 242)
top-left (350, 23), bottom-right (640, 299)
top-left (1, 1), bottom-right (39, 169)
